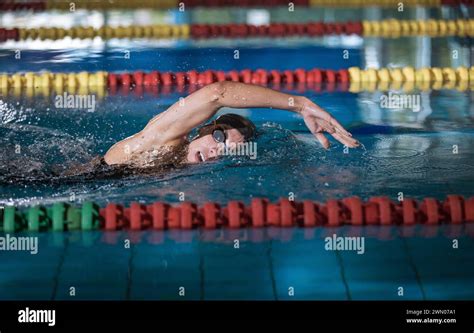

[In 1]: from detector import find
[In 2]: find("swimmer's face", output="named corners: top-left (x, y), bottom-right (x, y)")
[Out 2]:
top-left (186, 128), bottom-right (245, 164)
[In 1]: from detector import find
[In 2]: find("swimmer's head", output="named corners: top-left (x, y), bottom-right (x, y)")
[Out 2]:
top-left (186, 113), bottom-right (257, 164)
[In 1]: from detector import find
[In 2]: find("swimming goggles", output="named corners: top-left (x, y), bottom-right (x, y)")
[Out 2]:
top-left (212, 128), bottom-right (226, 144)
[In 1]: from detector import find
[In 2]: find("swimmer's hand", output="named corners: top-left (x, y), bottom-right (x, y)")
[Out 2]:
top-left (298, 97), bottom-right (359, 149)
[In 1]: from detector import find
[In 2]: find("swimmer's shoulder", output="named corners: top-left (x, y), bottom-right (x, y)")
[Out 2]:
top-left (104, 129), bottom-right (189, 165)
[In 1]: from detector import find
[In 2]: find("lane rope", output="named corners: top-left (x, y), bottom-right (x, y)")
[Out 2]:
top-left (1, 195), bottom-right (473, 232)
top-left (1, 20), bottom-right (473, 42)
top-left (0, 0), bottom-right (472, 11)
top-left (0, 67), bottom-right (472, 95)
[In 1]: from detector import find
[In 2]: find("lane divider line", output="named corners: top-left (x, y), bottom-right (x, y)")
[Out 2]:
top-left (2, 195), bottom-right (473, 232)
top-left (1, 20), bottom-right (473, 42)
top-left (0, 67), bottom-right (472, 96)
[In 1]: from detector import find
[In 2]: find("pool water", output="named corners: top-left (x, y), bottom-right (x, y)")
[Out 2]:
top-left (1, 73), bottom-right (473, 206)
top-left (1, 23), bottom-right (473, 299)
top-left (2, 226), bottom-right (474, 300)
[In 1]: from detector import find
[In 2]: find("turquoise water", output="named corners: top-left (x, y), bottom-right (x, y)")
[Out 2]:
top-left (0, 81), bottom-right (473, 206)
top-left (1, 227), bottom-right (474, 300)
top-left (1, 41), bottom-right (473, 299)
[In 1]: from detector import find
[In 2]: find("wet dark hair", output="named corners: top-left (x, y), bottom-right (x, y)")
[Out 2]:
top-left (195, 113), bottom-right (257, 141)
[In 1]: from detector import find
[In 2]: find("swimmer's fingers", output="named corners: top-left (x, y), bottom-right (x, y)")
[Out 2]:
top-left (317, 116), bottom-right (357, 146)
top-left (318, 120), bottom-right (356, 147)
top-left (303, 117), bottom-right (330, 149)
top-left (304, 112), bottom-right (359, 148)
top-left (315, 133), bottom-right (330, 149)
top-left (331, 131), bottom-right (360, 148)
top-left (319, 112), bottom-right (352, 137)
top-left (303, 102), bottom-right (352, 137)
top-left (320, 121), bottom-right (336, 134)
top-left (328, 116), bottom-right (352, 137)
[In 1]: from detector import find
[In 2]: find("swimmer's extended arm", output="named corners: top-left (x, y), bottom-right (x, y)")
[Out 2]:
top-left (104, 81), bottom-right (358, 164)
top-left (146, 81), bottom-right (358, 147)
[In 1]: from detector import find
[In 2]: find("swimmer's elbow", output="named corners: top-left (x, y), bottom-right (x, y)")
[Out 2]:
top-left (103, 150), bottom-right (118, 165)
top-left (104, 144), bottom-right (127, 166)
top-left (206, 81), bottom-right (230, 107)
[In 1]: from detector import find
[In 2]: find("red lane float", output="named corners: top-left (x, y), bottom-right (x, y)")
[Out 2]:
top-left (96, 195), bottom-right (474, 230)
top-left (0, 1), bottom-right (46, 12)
top-left (106, 68), bottom-right (350, 89)
top-left (190, 22), bottom-right (363, 39)
top-left (0, 28), bottom-right (19, 42)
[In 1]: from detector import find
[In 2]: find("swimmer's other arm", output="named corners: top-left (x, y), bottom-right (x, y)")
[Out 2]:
top-left (104, 81), bottom-right (359, 165)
